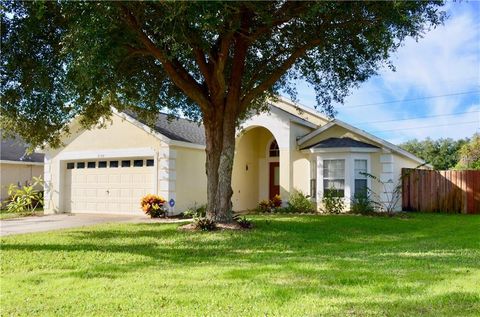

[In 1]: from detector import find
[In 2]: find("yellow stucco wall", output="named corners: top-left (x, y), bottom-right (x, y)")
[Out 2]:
top-left (232, 127), bottom-right (275, 211)
top-left (0, 163), bottom-right (44, 201)
top-left (50, 115), bottom-right (164, 155)
top-left (173, 146), bottom-right (207, 212)
top-left (290, 122), bottom-right (313, 196)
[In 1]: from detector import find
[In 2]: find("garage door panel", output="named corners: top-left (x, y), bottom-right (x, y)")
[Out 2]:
top-left (64, 157), bottom-right (154, 215)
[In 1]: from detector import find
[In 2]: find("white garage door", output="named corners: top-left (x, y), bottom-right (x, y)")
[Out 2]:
top-left (64, 158), bottom-right (155, 214)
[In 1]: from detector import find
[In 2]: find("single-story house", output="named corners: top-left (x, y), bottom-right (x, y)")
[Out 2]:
top-left (1, 134), bottom-right (44, 202)
top-left (42, 97), bottom-right (425, 215)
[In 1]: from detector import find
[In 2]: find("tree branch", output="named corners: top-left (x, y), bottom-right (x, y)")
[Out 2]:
top-left (240, 38), bottom-right (322, 111)
top-left (225, 7), bottom-right (251, 114)
top-left (119, 4), bottom-right (212, 112)
top-left (247, 2), bottom-right (309, 43)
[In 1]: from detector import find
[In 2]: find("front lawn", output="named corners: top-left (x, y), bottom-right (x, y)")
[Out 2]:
top-left (1, 213), bottom-right (479, 316)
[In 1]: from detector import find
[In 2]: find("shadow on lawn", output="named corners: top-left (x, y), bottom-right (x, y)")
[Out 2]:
top-left (1, 214), bottom-right (479, 315)
top-left (2, 214), bottom-right (479, 270)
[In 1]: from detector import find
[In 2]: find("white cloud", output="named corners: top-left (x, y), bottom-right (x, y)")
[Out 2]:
top-left (296, 2), bottom-right (480, 144)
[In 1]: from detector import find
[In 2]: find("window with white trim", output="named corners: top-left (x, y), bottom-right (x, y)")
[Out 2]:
top-left (354, 159), bottom-right (368, 198)
top-left (323, 159), bottom-right (345, 197)
top-left (269, 140), bottom-right (279, 157)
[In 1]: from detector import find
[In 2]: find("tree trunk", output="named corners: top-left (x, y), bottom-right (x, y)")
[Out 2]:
top-left (204, 106), bottom-right (237, 223)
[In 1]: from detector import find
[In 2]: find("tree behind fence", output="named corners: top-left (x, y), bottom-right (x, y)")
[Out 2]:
top-left (402, 168), bottom-right (480, 214)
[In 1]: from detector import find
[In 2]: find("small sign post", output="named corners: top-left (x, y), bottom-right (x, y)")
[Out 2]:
top-left (168, 198), bottom-right (175, 215)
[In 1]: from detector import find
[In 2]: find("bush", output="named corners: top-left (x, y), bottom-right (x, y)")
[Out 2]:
top-left (350, 195), bottom-right (376, 214)
top-left (233, 214), bottom-right (253, 229)
top-left (5, 177), bottom-right (44, 214)
top-left (270, 195), bottom-right (282, 208)
top-left (257, 200), bottom-right (272, 213)
top-left (140, 194), bottom-right (167, 218)
top-left (194, 217), bottom-right (217, 231)
top-left (284, 190), bottom-right (316, 213)
top-left (181, 204), bottom-right (207, 219)
top-left (322, 190), bottom-right (345, 214)
top-left (256, 195), bottom-right (282, 213)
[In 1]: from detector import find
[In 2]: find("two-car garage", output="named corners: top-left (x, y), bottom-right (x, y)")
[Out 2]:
top-left (43, 110), bottom-right (208, 216)
top-left (63, 157), bottom-right (155, 214)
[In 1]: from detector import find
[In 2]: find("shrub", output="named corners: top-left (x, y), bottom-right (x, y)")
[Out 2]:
top-left (194, 217), bottom-right (217, 231)
top-left (271, 195), bottom-right (282, 208)
top-left (284, 190), bottom-right (316, 213)
top-left (233, 214), bottom-right (253, 229)
top-left (350, 195), bottom-right (376, 214)
top-left (140, 194), bottom-right (167, 218)
top-left (257, 200), bottom-right (272, 213)
top-left (256, 195), bottom-right (282, 213)
top-left (322, 190), bottom-right (345, 214)
top-left (181, 204), bottom-right (207, 219)
top-left (5, 177), bottom-right (44, 214)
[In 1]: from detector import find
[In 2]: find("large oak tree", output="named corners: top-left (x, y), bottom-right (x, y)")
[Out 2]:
top-left (1, 1), bottom-right (445, 222)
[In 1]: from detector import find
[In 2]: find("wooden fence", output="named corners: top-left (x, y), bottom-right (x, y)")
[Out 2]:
top-left (402, 168), bottom-right (480, 214)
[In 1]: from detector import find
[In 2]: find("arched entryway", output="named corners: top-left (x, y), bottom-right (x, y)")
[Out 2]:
top-left (232, 126), bottom-right (282, 211)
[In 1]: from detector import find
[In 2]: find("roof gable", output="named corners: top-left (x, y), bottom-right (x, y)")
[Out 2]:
top-left (302, 137), bottom-right (380, 150)
top-left (298, 120), bottom-right (426, 164)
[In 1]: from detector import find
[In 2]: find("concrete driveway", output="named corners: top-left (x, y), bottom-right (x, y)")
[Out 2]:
top-left (0, 213), bottom-right (152, 237)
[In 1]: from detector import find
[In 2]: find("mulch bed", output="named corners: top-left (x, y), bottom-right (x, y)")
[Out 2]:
top-left (178, 221), bottom-right (248, 232)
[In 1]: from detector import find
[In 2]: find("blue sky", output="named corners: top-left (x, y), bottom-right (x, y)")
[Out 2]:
top-left (292, 1), bottom-right (480, 145)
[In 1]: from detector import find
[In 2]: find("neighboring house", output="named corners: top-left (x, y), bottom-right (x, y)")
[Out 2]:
top-left (42, 98), bottom-right (425, 215)
top-left (0, 134), bottom-right (44, 202)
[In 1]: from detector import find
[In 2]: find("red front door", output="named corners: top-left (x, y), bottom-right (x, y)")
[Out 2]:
top-left (269, 162), bottom-right (280, 200)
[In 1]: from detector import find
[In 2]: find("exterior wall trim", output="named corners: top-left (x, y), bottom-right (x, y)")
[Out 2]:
top-left (0, 160), bottom-right (44, 166)
top-left (56, 148), bottom-right (156, 160)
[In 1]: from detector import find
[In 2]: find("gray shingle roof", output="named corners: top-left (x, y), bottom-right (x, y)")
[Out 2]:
top-left (0, 134), bottom-right (44, 163)
top-left (302, 137), bottom-right (379, 150)
top-left (124, 111), bottom-right (206, 145)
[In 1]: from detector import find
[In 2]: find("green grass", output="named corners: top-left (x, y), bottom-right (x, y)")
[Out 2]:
top-left (1, 213), bottom-right (479, 316)
top-left (0, 208), bottom-right (43, 220)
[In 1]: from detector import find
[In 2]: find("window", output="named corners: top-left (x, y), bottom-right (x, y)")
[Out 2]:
top-left (98, 161), bottom-right (107, 168)
top-left (323, 159), bottom-right (345, 197)
top-left (110, 161), bottom-right (119, 168)
top-left (77, 162), bottom-right (85, 169)
top-left (310, 158), bottom-right (317, 199)
top-left (121, 160), bottom-right (131, 167)
top-left (87, 162), bottom-right (96, 168)
top-left (146, 159), bottom-right (154, 167)
top-left (67, 163), bottom-right (74, 170)
top-left (269, 140), bottom-right (279, 157)
top-left (134, 160), bottom-right (143, 167)
top-left (354, 159), bottom-right (368, 198)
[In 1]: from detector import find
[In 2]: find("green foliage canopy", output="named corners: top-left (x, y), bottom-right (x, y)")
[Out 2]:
top-left (400, 137), bottom-right (468, 170)
top-left (455, 133), bottom-right (480, 170)
top-left (1, 1), bottom-right (446, 149)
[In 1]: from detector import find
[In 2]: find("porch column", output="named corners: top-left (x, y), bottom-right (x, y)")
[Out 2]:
top-left (43, 154), bottom-right (53, 213)
top-left (279, 147), bottom-right (291, 204)
top-left (157, 146), bottom-right (177, 214)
